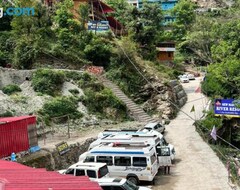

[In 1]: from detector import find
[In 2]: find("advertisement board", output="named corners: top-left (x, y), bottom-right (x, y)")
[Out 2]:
top-left (214, 99), bottom-right (240, 118)
top-left (88, 21), bottom-right (110, 32)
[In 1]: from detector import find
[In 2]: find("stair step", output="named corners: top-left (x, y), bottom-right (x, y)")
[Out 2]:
top-left (100, 76), bottom-right (156, 123)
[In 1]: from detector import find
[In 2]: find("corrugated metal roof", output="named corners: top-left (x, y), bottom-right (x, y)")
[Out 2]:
top-left (0, 160), bottom-right (102, 190)
top-left (0, 116), bottom-right (36, 124)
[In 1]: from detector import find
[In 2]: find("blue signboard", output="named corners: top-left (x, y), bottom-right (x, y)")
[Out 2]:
top-left (214, 99), bottom-right (240, 118)
top-left (87, 21), bottom-right (110, 32)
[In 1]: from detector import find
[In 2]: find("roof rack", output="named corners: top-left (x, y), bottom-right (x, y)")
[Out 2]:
top-left (103, 129), bottom-right (138, 132)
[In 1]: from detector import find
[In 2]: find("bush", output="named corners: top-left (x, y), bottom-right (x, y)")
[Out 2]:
top-left (65, 71), bottom-right (84, 81)
top-left (69, 88), bottom-right (80, 95)
top-left (39, 96), bottom-right (83, 123)
top-left (32, 69), bottom-right (65, 96)
top-left (13, 39), bottom-right (37, 69)
top-left (0, 111), bottom-right (14, 117)
top-left (2, 84), bottom-right (22, 95)
top-left (83, 87), bottom-right (128, 120)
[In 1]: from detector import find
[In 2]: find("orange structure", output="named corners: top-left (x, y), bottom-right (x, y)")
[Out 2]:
top-left (156, 42), bottom-right (175, 62)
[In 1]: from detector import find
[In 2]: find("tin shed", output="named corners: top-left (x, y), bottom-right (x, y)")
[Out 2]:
top-left (0, 116), bottom-right (38, 158)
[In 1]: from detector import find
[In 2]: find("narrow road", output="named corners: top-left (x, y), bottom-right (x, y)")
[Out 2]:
top-left (153, 77), bottom-right (232, 190)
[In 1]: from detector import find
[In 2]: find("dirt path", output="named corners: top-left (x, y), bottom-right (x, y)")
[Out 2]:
top-left (38, 121), bottom-right (142, 150)
top-left (153, 77), bottom-right (233, 190)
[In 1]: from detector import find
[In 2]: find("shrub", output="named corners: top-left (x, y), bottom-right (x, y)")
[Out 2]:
top-left (0, 111), bottom-right (14, 117)
top-left (83, 87), bottom-right (128, 120)
top-left (65, 71), bottom-right (83, 81)
top-left (32, 69), bottom-right (65, 96)
top-left (39, 96), bottom-right (83, 123)
top-left (2, 84), bottom-right (22, 95)
top-left (69, 88), bottom-right (80, 95)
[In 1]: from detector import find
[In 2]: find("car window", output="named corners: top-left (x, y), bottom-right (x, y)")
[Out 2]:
top-left (75, 169), bottom-right (85, 176)
top-left (115, 156), bottom-right (131, 166)
top-left (133, 157), bottom-right (147, 167)
top-left (97, 156), bottom-right (113, 166)
top-left (99, 165), bottom-right (109, 178)
top-left (86, 170), bottom-right (96, 178)
top-left (150, 153), bottom-right (157, 164)
top-left (84, 156), bottom-right (95, 162)
top-left (123, 180), bottom-right (138, 190)
top-left (101, 186), bottom-right (111, 190)
top-left (157, 147), bottom-right (170, 156)
top-left (65, 168), bottom-right (74, 175)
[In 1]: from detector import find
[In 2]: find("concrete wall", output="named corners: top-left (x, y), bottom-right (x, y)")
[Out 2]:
top-left (0, 68), bottom-right (33, 89)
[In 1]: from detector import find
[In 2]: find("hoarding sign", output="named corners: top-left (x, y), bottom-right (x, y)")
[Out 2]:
top-left (88, 21), bottom-right (109, 32)
top-left (55, 141), bottom-right (70, 155)
top-left (214, 99), bottom-right (240, 118)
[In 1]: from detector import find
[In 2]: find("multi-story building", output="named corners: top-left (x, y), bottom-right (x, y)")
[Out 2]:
top-left (127, 0), bottom-right (177, 25)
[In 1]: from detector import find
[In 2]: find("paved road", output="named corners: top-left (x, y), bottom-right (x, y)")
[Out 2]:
top-left (153, 77), bottom-right (232, 190)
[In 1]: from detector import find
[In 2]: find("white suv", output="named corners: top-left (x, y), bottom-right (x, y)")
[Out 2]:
top-left (144, 122), bottom-right (165, 134)
top-left (59, 162), bottom-right (109, 181)
top-left (96, 178), bottom-right (151, 190)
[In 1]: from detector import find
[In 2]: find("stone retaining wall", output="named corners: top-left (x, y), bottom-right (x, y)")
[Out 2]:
top-left (18, 138), bottom-right (96, 170)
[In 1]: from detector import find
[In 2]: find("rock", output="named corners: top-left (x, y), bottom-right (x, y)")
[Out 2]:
top-left (168, 80), bottom-right (179, 88)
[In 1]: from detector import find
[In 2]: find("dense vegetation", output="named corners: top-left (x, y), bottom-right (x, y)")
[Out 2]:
top-left (2, 84), bottom-right (22, 95)
top-left (32, 69), bottom-right (65, 96)
top-left (66, 71), bottom-right (129, 120)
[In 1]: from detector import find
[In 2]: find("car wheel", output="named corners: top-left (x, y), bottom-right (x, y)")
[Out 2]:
top-left (127, 176), bottom-right (139, 185)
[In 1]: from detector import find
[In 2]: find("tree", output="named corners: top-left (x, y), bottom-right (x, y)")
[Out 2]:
top-left (202, 59), bottom-right (240, 98)
top-left (84, 36), bottom-right (112, 66)
top-left (178, 16), bottom-right (216, 64)
top-left (11, 0), bottom-right (53, 68)
top-left (105, 0), bottom-right (133, 26)
top-left (171, 0), bottom-right (197, 41)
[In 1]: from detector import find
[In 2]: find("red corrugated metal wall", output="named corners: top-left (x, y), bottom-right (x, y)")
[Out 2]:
top-left (0, 116), bottom-right (36, 158)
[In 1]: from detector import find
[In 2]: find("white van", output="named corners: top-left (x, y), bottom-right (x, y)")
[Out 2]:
top-left (143, 122), bottom-right (165, 134)
top-left (79, 143), bottom-right (158, 185)
top-left (88, 134), bottom-right (175, 163)
top-left (97, 129), bottom-right (175, 161)
top-left (59, 162), bottom-right (109, 181)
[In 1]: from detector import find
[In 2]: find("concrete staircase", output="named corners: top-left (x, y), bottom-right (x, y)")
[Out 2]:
top-left (98, 76), bottom-right (158, 123)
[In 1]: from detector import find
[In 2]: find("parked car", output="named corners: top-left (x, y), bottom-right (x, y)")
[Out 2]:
top-left (187, 74), bottom-right (195, 80)
top-left (96, 178), bottom-right (151, 190)
top-left (143, 122), bottom-right (165, 134)
top-left (180, 75), bottom-right (189, 83)
top-left (58, 162), bottom-right (109, 181)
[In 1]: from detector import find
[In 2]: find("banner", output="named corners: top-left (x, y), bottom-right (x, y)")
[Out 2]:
top-left (87, 21), bottom-right (110, 32)
top-left (214, 99), bottom-right (240, 118)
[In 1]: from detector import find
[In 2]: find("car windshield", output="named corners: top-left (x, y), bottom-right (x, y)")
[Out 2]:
top-left (122, 180), bottom-right (139, 190)
top-left (98, 165), bottom-right (109, 178)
